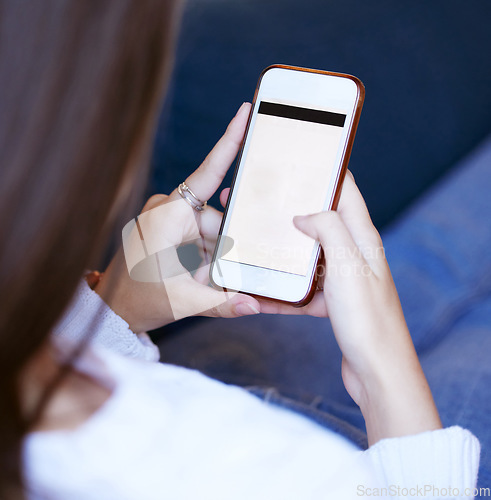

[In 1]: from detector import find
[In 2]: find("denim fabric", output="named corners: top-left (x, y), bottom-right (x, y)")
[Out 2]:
top-left (245, 385), bottom-right (368, 450)
top-left (383, 134), bottom-right (491, 487)
top-left (156, 134), bottom-right (491, 486)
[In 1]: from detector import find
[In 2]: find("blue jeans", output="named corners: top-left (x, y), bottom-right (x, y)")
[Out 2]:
top-left (156, 134), bottom-right (491, 487)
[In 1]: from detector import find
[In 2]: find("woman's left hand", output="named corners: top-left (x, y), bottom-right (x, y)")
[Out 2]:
top-left (94, 103), bottom-right (261, 333)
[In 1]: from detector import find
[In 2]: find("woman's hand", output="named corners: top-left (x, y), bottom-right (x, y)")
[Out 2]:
top-left (94, 103), bottom-right (261, 333)
top-left (251, 172), bottom-right (442, 444)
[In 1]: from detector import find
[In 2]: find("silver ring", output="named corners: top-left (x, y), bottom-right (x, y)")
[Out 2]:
top-left (177, 182), bottom-right (207, 212)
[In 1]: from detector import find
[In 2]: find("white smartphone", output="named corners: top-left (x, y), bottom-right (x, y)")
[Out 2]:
top-left (210, 65), bottom-right (364, 306)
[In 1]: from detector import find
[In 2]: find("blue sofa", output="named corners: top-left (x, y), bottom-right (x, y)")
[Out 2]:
top-left (151, 0), bottom-right (491, 228)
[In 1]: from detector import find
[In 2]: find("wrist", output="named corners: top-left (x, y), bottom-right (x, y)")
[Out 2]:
top-left (93, 276), bottom-right (143, 334)
top-left (355, 343), bottom-right (442, 445)
top-left (93, 270), bottom-right (175, 333)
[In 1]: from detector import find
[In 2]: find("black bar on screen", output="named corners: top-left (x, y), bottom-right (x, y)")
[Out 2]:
top-left (258, 101), bottom-right (346, 127)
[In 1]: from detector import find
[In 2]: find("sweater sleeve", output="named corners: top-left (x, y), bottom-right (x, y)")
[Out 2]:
top-left (363, 426), bottom-right (480, 498)
top-left (52, 279), bottom-right (160, 362)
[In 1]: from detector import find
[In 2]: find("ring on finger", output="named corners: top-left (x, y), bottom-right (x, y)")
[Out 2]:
top-left (177, 182), bottom-right (207, 212)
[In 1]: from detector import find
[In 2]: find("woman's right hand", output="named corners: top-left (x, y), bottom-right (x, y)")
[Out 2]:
top-left (257, 172), bottom-right (442, 445)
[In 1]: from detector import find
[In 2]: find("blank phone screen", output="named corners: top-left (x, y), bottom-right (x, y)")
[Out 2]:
top-left (224, 101), bottom-right (347, 276)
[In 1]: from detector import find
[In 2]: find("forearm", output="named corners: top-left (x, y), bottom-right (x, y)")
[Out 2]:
top-left (355, 327), bottom-right (442, 446)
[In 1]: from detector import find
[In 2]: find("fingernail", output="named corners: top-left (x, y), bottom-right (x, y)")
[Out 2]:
top-left (235, 303), bottom-right (260, 316)
top-left (236, 102), bottom-right (248, 115)
top-left (293, 215), bottom-right (307, 226)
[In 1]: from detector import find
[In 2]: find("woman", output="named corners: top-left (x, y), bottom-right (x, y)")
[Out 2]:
top-left (0, 0), bottom-right (481, 498)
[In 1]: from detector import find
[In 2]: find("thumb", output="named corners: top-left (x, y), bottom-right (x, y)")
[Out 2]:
top-left (293, 212), bottom-right (350, 248)
top-left (293, 212), bottom-right (363, 266)
top-left (203, 288), bottom-right (262, 319)
top-left (165, 272), bottom-right (261, 321)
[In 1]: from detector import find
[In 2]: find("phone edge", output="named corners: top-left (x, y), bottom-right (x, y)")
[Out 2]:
top-left (209, 64), bottom-right (366, 308)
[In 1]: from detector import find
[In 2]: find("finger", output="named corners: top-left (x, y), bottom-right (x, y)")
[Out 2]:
top-left (166, 272), bottom-right (261, 319)
top-left (192, 261), bottom-right (210, 285)
top-left (168, 103), bottom-right (251, 204)
top-left (202, 291), bottom-right (261, 319)
top-left (140, 194), bottom-right (168, 214)
top-left (336, 172), bottom-right (383, 258)
top-left (198, 205), bottom-right (223, 238)
top-left (256, 291), bottom-right (328, 317)
top-left (195, 234), bottom-right (216, 262)
top-left (220, 187), bottom-right (231, 208)
top-left (193, 206), bottom-right (223, 261)
top-left (293, 211), bottom-right (369, 276)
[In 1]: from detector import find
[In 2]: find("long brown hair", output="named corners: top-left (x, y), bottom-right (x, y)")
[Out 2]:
top-left (0, 0), bottom-right (180, 495)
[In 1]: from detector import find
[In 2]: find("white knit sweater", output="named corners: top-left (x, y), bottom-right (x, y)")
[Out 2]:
top-left (24, 280), bottom-right (480, 499)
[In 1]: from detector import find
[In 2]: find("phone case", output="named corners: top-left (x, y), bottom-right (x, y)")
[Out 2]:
top-left (211, 64), bottom-right (365, 307)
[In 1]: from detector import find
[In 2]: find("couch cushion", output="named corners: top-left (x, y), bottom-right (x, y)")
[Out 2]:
top-left (151, 0), bottom-right (491, 228)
